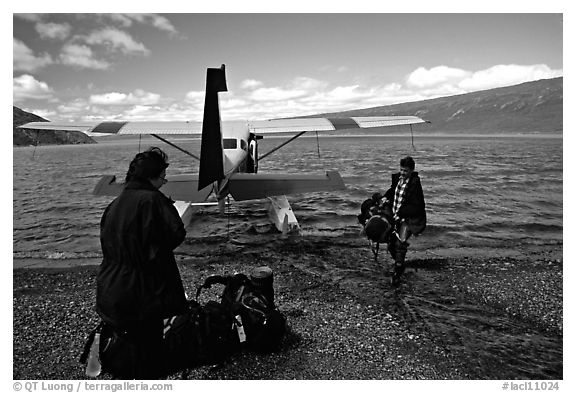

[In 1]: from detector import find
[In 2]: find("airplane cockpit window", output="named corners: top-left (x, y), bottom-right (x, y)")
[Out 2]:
top-left (240, 139), bottom-right (247, 151)
top-left (223, 138), bottom-right (238, 149)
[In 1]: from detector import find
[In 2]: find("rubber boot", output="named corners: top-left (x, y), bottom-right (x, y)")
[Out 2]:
top-left (391, 241), bottom-right (408, 286)
top-left (387, 239), bottom-right (397, 259)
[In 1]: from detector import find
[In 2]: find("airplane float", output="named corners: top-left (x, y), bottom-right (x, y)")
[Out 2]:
top-left (18, 65), bottom-right (428, 234)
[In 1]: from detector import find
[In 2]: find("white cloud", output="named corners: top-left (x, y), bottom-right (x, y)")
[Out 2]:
top-left (458, 64), bottom-right (563, 91)
top-left (84, 28), bottom-right (150, 56)
top-left (218, 78), bottom-right (370, 119)
top-left (13, 75), bottom-right (54, 102)
top-left (13, 39), bottom-right (53, 72)
top-left (57, 99), bottom-right (90, 114)
top-left (220, 97), bottom-right (249, 111)
top-left (241, 77), bottom-right (327, 103)
top-left (220, 76), bottom-right (428, 119)
top-left (104, 14), bottom-right (133, 27)
top-left (80, 102), bottom-right (202, 122)
top-left (90, 89), bottom-right (161, 106)
top-left (89, 92), bottom-right (129, 105)
top-left (249, 87), bottom-right (308, 102)
top-left (326, 85), bottom-right (367, 101)
top-left (127, 14), bottom-right (178, 35)
top-left (101, 14), bottom-right (178, 35)
top-left (407, 66), bottom-right (472, 88)
top-left (59, 44), bottom-right (110, 70)
top-left (290, 77), bottom-right (328, 91)
top-left (240, 79), bottom-right (264, 89)
top-left (123, 105), bottom-right (163, 117)
top-left (36, 22), bottom-right (72, 40)
top-left (405, 64), bottom-right (562, 97)
top-left (185, 91), bottom-right (205, 103)
top-left (383, 83), bottom-right (403, 92)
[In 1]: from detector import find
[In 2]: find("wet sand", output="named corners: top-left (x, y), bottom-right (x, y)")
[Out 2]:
top-left (13, 236), bottom-right (562, 380)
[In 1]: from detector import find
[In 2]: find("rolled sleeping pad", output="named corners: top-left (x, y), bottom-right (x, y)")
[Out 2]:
top-left (250, 266), bottom-right (275, 306)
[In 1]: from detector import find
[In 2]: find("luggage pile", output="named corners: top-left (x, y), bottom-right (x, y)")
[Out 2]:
top-left (81, 266), bottom-right (287, 378)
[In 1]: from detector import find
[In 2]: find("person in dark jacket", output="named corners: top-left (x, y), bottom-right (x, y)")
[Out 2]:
top-left (97, 147), bottom-right (188, 378)
top-left (383, 156), bottom-right (427, 286)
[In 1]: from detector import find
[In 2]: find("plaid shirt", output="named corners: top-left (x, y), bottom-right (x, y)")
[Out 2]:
top-left (392, 176), bottom-right (410, 221)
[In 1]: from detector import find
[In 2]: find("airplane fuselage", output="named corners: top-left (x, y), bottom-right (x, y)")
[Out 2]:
top-left (220, 121), bottom-right (258, 176)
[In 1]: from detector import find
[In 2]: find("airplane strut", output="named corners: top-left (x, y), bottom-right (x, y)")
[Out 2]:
top-left (151, 134), bottom-right (200, 161)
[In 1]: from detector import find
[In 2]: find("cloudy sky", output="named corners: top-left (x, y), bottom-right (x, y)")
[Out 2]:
top-left (13, 13), bottom-right (563, 123)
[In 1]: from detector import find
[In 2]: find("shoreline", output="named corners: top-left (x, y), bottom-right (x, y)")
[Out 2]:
top-left (13, 238), bottom-right (562, 380)
top-left (13, 237), bottom-right (560, 270)
top-left (13, 132), bottom-right (562, 149)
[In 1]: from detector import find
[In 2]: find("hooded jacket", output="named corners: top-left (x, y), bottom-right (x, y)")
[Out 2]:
top-left (384, 171), bottom-right (427, 235)
top-left (97, 179), bottom-right (188, 328)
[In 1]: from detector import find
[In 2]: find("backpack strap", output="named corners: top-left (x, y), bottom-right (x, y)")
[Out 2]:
top-left (240, 294), bottom-right (268, 322)
top-left (195, 273), bottom-right (252, 304)
top-left (195, 274), bottom-right (229, 301)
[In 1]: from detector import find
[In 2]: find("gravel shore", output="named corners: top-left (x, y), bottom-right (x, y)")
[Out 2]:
top-left (13, 237), bottom-right (562, 380)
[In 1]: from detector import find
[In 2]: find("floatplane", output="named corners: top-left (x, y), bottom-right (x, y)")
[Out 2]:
top-left (19, 65), bottom-right (427, 234)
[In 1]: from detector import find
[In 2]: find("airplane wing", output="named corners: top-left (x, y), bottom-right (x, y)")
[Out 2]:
top-left (227, 171), bottom-right (345, 201)
top-left (93, 174), bottom-right (212, 202)
top-left (18, 121), bottom-right (204, 135)
top-left (248, 116), bottom-right (427, 134)
top-left (18, 115), bottom-right (426, 136)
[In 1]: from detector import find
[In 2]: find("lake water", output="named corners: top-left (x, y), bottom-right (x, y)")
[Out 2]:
top-left (12, 135), bottom-right (563, 262)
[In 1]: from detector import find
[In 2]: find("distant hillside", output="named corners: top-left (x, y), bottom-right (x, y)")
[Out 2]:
top-left (308, 77), bottom-right (563, 134)
top-left (13, 107), bottom-right (96, 146)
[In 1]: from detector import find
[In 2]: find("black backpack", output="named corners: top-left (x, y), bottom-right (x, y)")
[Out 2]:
top-left (196, 270), bottom-right (286, 354)
top-left (162, 298), bottom-right (238, 373)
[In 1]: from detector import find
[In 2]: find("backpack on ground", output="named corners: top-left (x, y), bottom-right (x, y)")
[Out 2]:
top-left (80, 266), bottom-right (286, 378)
top-left (162, 298), bottom-right (239, 372)
top-left (196, 266), bottom-right (286, 354)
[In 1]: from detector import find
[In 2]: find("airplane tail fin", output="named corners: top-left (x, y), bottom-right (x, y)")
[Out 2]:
top-left (198, 64), bottom-right (228, 191)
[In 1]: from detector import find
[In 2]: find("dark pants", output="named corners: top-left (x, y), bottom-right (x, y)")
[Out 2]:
top-left (131, 319), bottom-right (165, 379)
top-left (108, 319), bottom-right (164, 380)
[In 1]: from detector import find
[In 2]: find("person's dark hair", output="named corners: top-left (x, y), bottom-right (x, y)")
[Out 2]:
top-left (400, 156), bottom-right (415, 170)
top-left (125, 147), bottom-right (169, 183)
